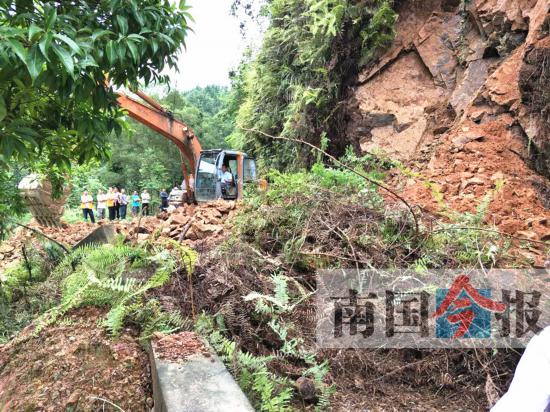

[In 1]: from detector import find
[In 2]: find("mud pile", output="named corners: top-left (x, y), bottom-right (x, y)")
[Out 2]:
top-left (0, 307), bottom-right (151, 411)
top-left (347, 0), bottom-right (550, 251)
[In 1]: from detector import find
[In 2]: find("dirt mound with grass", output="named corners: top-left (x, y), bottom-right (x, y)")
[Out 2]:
top-left (154, 169), bottom-right (523, 411)
top-left (0, 307), bottom-right (151, 411)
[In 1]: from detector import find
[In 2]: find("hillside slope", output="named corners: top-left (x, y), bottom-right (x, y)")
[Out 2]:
top-left (346, 0), bottom-right (550, 254)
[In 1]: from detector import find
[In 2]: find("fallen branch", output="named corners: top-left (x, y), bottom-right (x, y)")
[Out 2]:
top-left (134, 210), bottom-right (144, 240)
top-left (240, 127), bottom-right (420, 235)
top-left (88, 396), bottom-right (126, 412)
top-left (21, 244), bottom-right (33, 283)
top-left (246, 243), bottom-right (284, 267)
top-left (178, 217), bottom-right (195, 243)
top-left (299, 250), bottom-right (371, 265)
top-left (372, 358), bottom-right (429, 382)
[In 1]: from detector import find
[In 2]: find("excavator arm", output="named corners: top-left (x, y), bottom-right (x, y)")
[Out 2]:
top-left (116, 90), bottom-right (202, 195)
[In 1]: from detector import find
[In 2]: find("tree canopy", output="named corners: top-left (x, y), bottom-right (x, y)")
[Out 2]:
top-left (0, 0), bottom-right (191, 234)
top-left (0, 0), bottom-right (191, 171)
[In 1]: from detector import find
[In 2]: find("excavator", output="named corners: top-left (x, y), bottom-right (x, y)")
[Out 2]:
top-left (19, 89), bottom-right (261, 227)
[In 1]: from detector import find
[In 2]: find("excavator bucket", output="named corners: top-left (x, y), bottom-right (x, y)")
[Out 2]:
top-left (73, 224), bottom-right (116, 249)
top-left (18, 175), bottom-right (69, 228)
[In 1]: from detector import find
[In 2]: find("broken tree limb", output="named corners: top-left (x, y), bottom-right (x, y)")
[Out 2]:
top-left (178, 217), bottom-right (195, 243)
top-left (9, 220), bottom-right (70, 254)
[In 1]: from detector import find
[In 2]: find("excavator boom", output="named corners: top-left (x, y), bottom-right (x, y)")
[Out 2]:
top-left (116, 91), bottom-right (202, 185)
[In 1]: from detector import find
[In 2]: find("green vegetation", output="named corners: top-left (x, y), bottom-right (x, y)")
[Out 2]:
top-left (168, 85), bottom-right (235, 150)
top-left (196, 273), bottom-right (333, 411)
top-left (0, 168), bottom-right (27, 239)
top-left (0, 240), bottom-right (197, 343)
top-left (0, 0), bottom-right (192, 232)
top-left (40, 241), bottom-right (196, 339)
top-left (228, 0), bottom-right (397, 170)
top-left (237, 158), bottom-right (509, 269)
top-left (0, 0), bottom-right (190, 169)
top-left (0, 239), bottom-right (66, 342)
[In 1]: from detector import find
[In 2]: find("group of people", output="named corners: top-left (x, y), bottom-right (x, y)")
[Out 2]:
top-left (80, 187), bottom-right (152, 223)
top-left (79, 171), bottom-right (219, 224)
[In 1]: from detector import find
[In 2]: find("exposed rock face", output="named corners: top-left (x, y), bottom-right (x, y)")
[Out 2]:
top-left (347, 0), bottom-right (550, 249)
top-left (353, 52), bottom-right (447, 159)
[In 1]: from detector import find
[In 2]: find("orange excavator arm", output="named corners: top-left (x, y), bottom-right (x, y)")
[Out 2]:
top-left (116, 90), bottom-right (202, 191)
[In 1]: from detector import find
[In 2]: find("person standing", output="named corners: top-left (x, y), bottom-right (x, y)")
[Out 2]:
top-left (160, 188), bottom-right (169, 212)
top-left (131, 191), bottom-right (141, 217)
top-left (114, 188), bottom-right (121, 220)
top-left (141, 189), bottom-right (151, 216)
top-left (491, 327), bottom-right (550, 411)
top-left (119, 189), bottom-right (128, 219)
top-left (107, 187), bottom-right (116, 221)
top-left (81, 190), bottom-right (95, 224)
top-left (96, 189), bottom-right (107, 220)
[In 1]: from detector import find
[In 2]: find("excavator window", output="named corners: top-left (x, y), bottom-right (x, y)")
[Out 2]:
top-left (243, 158), bottom-right (257, 182)
top-left (222, 157), bottom-right (238, 200)
top-left (195, 152), bottom-right (218, 202)
top-left (227, 159), bottom-right (237, 184)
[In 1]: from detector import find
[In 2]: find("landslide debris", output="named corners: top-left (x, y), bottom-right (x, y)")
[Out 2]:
top-left (157, 166), bottom-right (522, 411)
top-left (347, 0), bottom-right (550, 252)
top-left (0, 307), bottom-right (151, 411)
top-left (124, 200), bottom-right (237, 246)
top-left (0, 200), bottom-right (237, 274)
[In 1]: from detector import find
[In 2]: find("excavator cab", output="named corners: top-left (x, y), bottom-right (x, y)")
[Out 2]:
top-left (194, 150), bottom-right (257, 202)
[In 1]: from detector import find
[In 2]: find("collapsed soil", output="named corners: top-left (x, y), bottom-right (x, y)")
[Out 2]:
top-left (346, 0), bottom-right (550, 266)
top-left (0, 307), bottom-right (151, 411)
top-left (0, 200), bottom-right (237, 275)
top-left (152, 331), bottom-right (210, 363)
top-left (0, 196), bottom-right (531, 411)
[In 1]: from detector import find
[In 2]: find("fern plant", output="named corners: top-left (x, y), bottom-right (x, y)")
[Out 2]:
top-left (36, 243), bottom-right (195, 340)
top-left (196, 314), bottom-right (294, 411)
top-left (198, 273), bottom-right (333, 411)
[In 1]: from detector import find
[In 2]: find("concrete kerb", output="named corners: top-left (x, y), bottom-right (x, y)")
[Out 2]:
top-left (148, 338), bottom-right (255, 412)
top-left (71, 224), bottom-right (252, 411)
